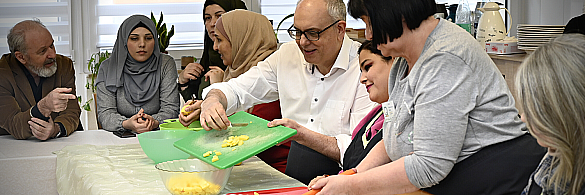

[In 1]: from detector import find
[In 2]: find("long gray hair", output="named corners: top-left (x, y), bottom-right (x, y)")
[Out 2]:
top-left (515, 33), bottom-right (585, 195)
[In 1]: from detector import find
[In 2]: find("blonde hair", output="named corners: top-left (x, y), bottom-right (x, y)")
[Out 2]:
top-left (515, 33), bottom-right (585, 195)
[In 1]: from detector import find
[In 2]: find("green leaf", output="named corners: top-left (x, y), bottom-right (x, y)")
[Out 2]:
top-left (82, 98), bottom-right (93, 111)
top-left (77, 96), bottom-right (82, 104)
top-left (275, 13), bottom-right (294, 42)
top-left (157, 12), bottom-right (164, 30)
top-left (151, 11), bottom-right (157, 26)
top-left (168, 25), bottom-right (175, 39)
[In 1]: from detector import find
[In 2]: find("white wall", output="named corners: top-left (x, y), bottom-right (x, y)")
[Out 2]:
top-left (509, 0), bottom-right (585, 36)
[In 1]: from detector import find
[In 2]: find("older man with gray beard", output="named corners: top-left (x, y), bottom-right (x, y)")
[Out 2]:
top-left (0, 19), bottom-right (81, 140)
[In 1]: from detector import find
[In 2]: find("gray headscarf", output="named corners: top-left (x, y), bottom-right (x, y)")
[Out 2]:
top-left (96, 14), bottom-right (161, 107)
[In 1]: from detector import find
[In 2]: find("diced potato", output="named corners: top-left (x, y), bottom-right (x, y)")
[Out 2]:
top-left (212, 155), bottom-right (219, 162)
top-left (202, 151), bottom-right (212, 157)
top-left (167, 174), bottom-right (221, 195)
top-left (215, 151), bottom-right (222, 156)
top-left (220, 135), bottom-right (249, 148)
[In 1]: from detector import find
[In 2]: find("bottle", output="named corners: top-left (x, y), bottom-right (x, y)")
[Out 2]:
top-left (455, 0), bottom-right (473, 34)
top-left (474, 0), bottom-right (490, 38)
top-left (446, 4), bottom-right (458, 22)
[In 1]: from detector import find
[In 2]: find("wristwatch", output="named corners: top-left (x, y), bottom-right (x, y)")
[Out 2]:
top-left (178, 81), bottom-right (190, 88)
top-left (177, 78), bottom-right (190, 88)
top-left (54, 127), bottom-right (62, 138)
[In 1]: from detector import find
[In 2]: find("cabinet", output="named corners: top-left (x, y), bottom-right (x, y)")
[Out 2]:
top-left (489, 53), bottom-right (527, 114)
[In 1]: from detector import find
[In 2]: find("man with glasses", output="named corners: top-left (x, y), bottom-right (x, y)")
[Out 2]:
top-left (190, 0), bottom-right (374, 184)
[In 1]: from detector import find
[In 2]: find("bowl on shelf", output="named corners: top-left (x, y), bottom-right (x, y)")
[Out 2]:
top-left (137, 130), bottom-right (196, 164)
top-left (160, 120), bottom-right (203, 131)
top-left (155, 159), bottom-right (233, 195)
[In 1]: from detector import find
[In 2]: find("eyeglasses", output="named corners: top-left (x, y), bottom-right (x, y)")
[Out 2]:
top-left (287, 20), bottom-right (340, 41)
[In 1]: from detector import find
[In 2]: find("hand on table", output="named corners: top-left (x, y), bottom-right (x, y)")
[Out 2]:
top-left (199, 97), bottom-right (230, 131)
top-left (204, 66), bottom-right (224, 84)
top-left (38, 88), bottom-right (77, 116)
top-left (28, 117), bottom-right (57, 140)
top-left (179, 100), bottom-right (202, 127)
top-left (139, 112), bottom-right (159, 131)
top-left (123, 109), bottom-right (157, 133)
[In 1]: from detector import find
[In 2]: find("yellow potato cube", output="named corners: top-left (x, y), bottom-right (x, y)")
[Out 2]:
top-left (239, 135), bottom-right (249, 140)
top-left (203, 151), bottom-right (213, 157)
top-left (212, 155), bottom-right (219, 162)
top-left (215, 151), bottom-right (222, 156)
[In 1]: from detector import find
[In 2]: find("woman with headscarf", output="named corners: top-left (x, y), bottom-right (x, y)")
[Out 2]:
top-left (177, 0), bottom-right (247, 101)
top-left (179, 10), bottom-right (286, 172)
top-left (96, 14), bottom-right (180, 134)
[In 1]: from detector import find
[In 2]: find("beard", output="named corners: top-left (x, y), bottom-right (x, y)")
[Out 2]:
top-left (27, 59), bottom-right (57, 77)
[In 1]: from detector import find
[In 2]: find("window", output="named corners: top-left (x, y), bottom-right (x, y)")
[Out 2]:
top-left (94, 0), bottom-right (208, 48)
top-left (0, 0), bottom-right (72, 57)
top-left (260, 0), bottom-right (366, 43)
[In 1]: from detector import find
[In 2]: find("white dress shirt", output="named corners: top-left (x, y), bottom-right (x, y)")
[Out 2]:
top-left (203, 35), bottom-right (375, 163)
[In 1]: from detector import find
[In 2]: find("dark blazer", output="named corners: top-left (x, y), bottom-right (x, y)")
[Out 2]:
top-left (0, 53), bottom-right (81, 139)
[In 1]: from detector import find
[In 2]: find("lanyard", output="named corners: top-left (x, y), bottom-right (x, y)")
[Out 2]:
top-left (362, 110), bottom-right (383, 149)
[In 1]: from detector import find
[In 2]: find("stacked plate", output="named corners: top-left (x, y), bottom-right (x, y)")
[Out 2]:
top-left (517, 24), bottom-right (565, 52)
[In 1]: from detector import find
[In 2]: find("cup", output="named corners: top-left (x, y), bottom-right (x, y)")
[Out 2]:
top-left (181, 56), bottom-right (194, 70)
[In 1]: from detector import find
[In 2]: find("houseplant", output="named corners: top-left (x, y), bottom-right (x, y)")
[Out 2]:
top-left (275, 13), bottom-right (294, 43)
top-left (81, 51), bottom-right (110, 112)
top-left (151, 11), bottom-right (175, 53)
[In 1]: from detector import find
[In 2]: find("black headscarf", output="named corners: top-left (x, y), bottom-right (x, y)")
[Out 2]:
top-left (180, 0), bottom-right (246, 101)
top-left (96, 15), bottom-right (161, 107)
top-left (200, 0), bottom-right (247, 71)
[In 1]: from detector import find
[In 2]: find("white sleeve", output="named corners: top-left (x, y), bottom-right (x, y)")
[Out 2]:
top-left (202, 53), bottom-right (281, 115)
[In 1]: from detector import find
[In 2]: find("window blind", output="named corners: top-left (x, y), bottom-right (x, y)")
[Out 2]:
top-left (0, 1), bottom-right (71, 57)
top-left (95, 1), bottom-right (206, 48)
top-left (260, 0), bottom-right (366, 43)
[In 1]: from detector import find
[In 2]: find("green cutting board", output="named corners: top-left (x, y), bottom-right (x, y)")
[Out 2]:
top-left (173, 111), bottom-right (297, 169)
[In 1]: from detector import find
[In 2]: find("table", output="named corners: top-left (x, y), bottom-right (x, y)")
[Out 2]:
top-left (0, 130), bottom-right (138, 195)
top-left (55, 144), bottom-right (305, 195)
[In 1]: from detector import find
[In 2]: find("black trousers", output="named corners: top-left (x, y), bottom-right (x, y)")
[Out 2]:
top-left (285, 141), bottom-right (341, 185)
top-left (424, 134), bottom-right (546, 195)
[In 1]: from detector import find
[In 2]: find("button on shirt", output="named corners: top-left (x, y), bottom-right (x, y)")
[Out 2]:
top-left (203, 35), bottom-right (375, 160)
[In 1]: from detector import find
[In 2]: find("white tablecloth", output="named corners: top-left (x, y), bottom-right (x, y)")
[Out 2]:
top-left (0, 130), bottom-right (138, 195)
top-left (55, 144), bottom-right (305, 195)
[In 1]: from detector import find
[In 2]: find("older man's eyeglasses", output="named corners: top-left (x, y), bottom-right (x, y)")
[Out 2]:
top-left (287, 20), bottom-right (340, 41)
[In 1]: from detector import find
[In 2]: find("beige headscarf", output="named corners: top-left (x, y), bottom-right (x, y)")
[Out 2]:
top-left (218, 9), bottom-right (278, 81)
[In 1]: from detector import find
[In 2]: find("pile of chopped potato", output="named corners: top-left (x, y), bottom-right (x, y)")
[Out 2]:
top-left (221, 135), bottom-right (250, 148)
top-left (166, 174), bottom-right (221, 195)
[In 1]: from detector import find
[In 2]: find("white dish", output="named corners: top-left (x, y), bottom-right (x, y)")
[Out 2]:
top-left (517, 24), bottom-right (565, 28)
